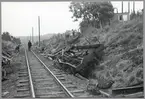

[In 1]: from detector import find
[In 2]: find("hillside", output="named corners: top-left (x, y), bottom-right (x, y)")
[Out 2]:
top-left (34, 16), bottom-right (143, 90)
top-left (92, 17), bottom-right (143, 88)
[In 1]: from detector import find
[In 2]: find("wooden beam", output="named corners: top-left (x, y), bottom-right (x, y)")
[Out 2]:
top-left (133, 1), bottom-right (135, 13)
top-left (112, 86), bottom-right (143, 95)
top-left (128, 1), bottom-right (130, 14)
top-left (122, 1), bottom-right (123, 13)
top-left (58, 59), bottom-right (76, 68)
top-left (2, 55), bottom-right (12, 61)
top-left (2, 51), bottom-right (11, 58)
top-left (71, 44), bottom-right (103, 50)
top-left (124, 92), bottom-right (143, 98)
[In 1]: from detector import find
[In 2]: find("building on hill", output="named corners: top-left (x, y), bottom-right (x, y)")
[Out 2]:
top-left (113, 12), bottom-right (130, 22)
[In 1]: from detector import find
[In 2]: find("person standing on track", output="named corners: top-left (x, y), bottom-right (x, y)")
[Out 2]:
top-left (28, 40), bottom-right (32, 51)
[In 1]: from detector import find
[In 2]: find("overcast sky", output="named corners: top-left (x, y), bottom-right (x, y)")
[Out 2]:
top-left (2, 1), bottom-right (143, 37)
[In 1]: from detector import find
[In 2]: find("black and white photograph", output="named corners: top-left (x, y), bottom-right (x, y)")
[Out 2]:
top-left (1, 1), bottom-right (144, 98)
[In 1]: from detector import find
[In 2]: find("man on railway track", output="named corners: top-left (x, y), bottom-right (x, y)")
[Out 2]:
top-left (28, 40), bottom-right (32, 51)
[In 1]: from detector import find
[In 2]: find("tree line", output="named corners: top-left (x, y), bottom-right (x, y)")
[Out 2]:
top-left (2, 32), bottom-right (21, 44)
top-left (69, 1), bottom-right (114, 30)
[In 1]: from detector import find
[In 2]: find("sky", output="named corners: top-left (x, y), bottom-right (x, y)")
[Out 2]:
top-left (2, 1), bottom-right (143, 37)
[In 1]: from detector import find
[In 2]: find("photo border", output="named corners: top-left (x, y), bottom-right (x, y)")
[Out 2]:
top-left (0, 0), bottom-right (144, 99)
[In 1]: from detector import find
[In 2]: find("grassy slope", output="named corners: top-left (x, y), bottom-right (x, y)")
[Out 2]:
top-left (40, 16), bottom-right (143, 88)
top-left (91, 16), bottom-right (143, 88)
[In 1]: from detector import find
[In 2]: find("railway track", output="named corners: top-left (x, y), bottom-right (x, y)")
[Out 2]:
top-left (15, 48), bottom-right (94, 98)
top-left (15, 47), bottom-right (143, 98)
top-left (36, 50), bottom-right (144, 98)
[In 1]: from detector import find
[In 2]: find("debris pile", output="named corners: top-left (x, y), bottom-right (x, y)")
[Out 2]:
top-left (2, 40), bottom-right (20, 81)
top-left (34, 16), bottom-right (143, 91)
top-left (34, 31), bottom-right (105, 79)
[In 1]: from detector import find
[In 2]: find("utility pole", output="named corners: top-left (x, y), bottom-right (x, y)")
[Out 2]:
top-left (133, 0), bottom-right (135, 13)
top-left (38, 16), bottom-right (40, 47)
top-left (32, 27), bottom-right (34, 43)
top-left (128, 1), bottom-right (130, 20)
top-left (122, 1), bottom-right (123, 13)
top-left (128, 1), bottom-right (130, 13)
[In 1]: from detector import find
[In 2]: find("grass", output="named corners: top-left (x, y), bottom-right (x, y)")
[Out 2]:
top-left (36, 16), bottom-right (143, 89)
top-left (92, 16), bottom-right (143, 88)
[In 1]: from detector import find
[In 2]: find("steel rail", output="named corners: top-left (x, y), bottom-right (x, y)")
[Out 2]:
top-left (31, 50), bottom-right (74, 98)
top-left (24, 49), bottom-right (36, 97)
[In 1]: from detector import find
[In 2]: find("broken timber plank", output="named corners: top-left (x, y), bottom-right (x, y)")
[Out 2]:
top-left (63, 54), bottom-right (82, 62)
top-left (58, 59), bottom-right (76, 68)
top-left (112, 85), bottom-right (143, 95)
top-left (59, 62), bottom-right (76, 69)
top-left (2, 55), bottom-right (12, 61)
top-left (123, 92), bottom-right (144, 98)
top-left (71, 44), bottom-right (103, 50)
top-left (53, 46), bottom-right (66, 55)
top-left (2, 51), bottom-right (11, 58)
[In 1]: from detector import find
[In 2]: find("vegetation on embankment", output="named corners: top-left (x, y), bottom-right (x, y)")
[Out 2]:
top-left (37, 14), bottom-right (143, 89)
top-left (2, 32), bottom-right (21, 52)
top-left (2, 32), bottom-right (21, 79)
top-left (35, 1), bottom-right (143, 89)
top-left (92, 16), bottom-right (143, 88)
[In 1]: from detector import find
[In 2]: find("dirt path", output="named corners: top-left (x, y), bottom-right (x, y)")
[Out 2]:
top-left (2, 48), bottom-right (25, 98)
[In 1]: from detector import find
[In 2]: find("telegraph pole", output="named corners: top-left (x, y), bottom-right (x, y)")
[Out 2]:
top-left (122, 1), bottom-right (123, 13)
top-left (32, 27), bottom-right (34, 43)
top-left (128, 1), bottom-right (130, 20)
top-left (128, 1), bottom-right (130, 14)
top-left (38, 16), bottom-right (40, 47)
top-left (133, 0), bottom-right (135, 13)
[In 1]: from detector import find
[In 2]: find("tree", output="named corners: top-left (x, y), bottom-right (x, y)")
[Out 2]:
top-left (2, 32), bottom-right (21, 44)
top-left (2, 32), bottom-right (11, 41)
top-left (69, 1), bottom-right (114, 29)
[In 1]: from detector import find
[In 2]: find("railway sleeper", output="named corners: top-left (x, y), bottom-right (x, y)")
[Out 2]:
top-left (17, 83), bottom-right (30, 87)
top-left (15, 94), bottom-right (31, 98)
top-left (112, 86), bottom-right (143, 95)
top-left (32, 76), bottom-right (52, 79)
top-left (36, 91), bottom-right (66, 96)
top-left (37, 93), bottom-right (67, 97)
top-left (61, 81), bottom-right (73, 84)
top-left (18, 76), bottom-right (29, 80)
top-left (56, 75), bottom-right (66, 77)
top-left (37, 86), bottom-right (60, 89)
top-left (18, 79), bottom-right (29, 83)
top-left (19, 68), bottom-right (28, 71)
top-left (17, 88), bottom-right (30, 92)
top-left (17, 90), bottom-right (30, 95)
top-left (58, 77), bottom-right (66, 80)
top-left (35, 83), bottom-right (58, 88)
top-left (33, 78), bottom-right (54, 82)
top-left (36, 88), bottom-right (63, 93)
top-left (18, 74), bottom-right (28, 77)
top-left (18, 72), bottom-right (28, 74)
